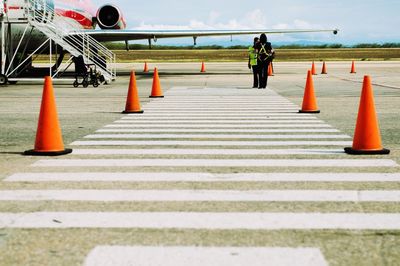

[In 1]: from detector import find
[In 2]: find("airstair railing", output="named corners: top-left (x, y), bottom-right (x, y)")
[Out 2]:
top-left (25, 0), bottom-right (116, 81)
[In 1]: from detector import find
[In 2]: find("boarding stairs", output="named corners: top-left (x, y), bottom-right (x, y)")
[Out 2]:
top-left (25, 0), bottom-right (116, 81)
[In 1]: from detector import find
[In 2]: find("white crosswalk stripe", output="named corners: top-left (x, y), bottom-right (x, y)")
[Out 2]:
top-left (83, 134), bottom-right (350, 139)
top-left (105, 124), bottom-right (334, 128)
top-left (121, 116), bottom-right (319, 120)
top-left (1, 212), bottom-right (400, 230)
top-left (71, 140), bottom-right (353, 146)
top-left (70, 148), bottom-right (345, 155)
top-left (113, 120), bottom-right (324, 124)
top-left (1, 189), bottom-right (400, 202)
top-left (97, 128), bottom-right (340, 133)
top-left (32, 159), bottom-right (397, 167)
top-left (84, 246), bottom-right (328, 266)
top-left (140, 110), bottom-right (302, 114)
top-left (128, 113), bottom-right (314, 117)
top-left (6, 172), bottom-right (400, 183)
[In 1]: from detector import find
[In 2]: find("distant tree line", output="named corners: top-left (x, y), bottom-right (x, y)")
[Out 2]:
top-left (352, 43), bottom-right (400, 48)
top-left (103, 42), bottom-right (400, 50)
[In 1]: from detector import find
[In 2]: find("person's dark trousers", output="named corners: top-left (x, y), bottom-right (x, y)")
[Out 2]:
top-left (252, 65), bottom-right (259, 88)
top-left (258, 61), bottom-right (269, 88)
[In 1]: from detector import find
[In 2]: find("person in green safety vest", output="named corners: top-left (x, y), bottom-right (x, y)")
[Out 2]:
top-left (248, 37), bottom-right (260, 88)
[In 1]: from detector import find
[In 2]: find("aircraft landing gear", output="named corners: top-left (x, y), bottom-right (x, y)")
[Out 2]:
top-left (0, 74), bottom-right (8, 85)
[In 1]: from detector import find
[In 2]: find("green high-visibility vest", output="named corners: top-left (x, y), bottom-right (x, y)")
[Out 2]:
top-left (248, 46), bottom-right (258, 66)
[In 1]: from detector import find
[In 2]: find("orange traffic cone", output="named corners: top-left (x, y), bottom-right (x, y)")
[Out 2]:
top-left (200, 61), bottom-right (206, 73)
top-left (143, 62), bottom-right (149, 73)
top-left (350, 61), bottom-right (356, 74)
top-left (345, 76), bottom-right (390, 155)
top-left (24, 77), bottom-right (72, 156)
top-left (149, 67), bottom-right (164, 98)
top-left (123, 71), bottom-right (144, 114)
top-left (311, 61), bottom-right (317, 75)
top-left (299, 70), bottom-right (320, 113)
top-left (268, 62), bottom-right (274, 76)
top-left (321, 62), bottom-right (328, 74)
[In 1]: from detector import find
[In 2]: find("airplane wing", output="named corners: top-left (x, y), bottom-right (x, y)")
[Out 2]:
top-left (80, 29), bottom-right (339, 43)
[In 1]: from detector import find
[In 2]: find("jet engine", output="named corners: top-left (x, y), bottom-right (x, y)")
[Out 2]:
top-left (96, 5), bottom-right (126, 29)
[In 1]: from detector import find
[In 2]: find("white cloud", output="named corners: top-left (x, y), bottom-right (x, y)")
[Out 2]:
top-left (94, 0), bottom-right (400, 44)
top-left (244, 9), bottom-right (267, 28)
top-left (132, 10), bottom-right (338, 44)
top-left (133, 9), bottom-right (268, 31)
top-left (208, 10), bottom-right (220, 24)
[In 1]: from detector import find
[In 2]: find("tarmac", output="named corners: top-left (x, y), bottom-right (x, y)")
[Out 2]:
top-left (0, 61), bottom-right (400, 265)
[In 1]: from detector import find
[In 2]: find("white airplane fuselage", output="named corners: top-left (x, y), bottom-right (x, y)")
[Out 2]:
top-left (1, 0), bottom-right (87, 48)
top-left (1, 0), bottom-right (123, 51)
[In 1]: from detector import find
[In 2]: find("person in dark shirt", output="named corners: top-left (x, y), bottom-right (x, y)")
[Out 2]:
top-left (255, 33), bottom-right (274, 89)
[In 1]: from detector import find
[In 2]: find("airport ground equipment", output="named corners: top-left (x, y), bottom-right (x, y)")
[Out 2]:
top-left (72, 56), bottom-right (102, 88)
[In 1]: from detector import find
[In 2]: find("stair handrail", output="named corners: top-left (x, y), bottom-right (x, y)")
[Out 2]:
top-left (25, 0), bottom-right (116, 80)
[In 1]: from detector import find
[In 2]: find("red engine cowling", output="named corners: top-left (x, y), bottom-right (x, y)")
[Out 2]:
top-left (96, 5), bottom-right (126, 29)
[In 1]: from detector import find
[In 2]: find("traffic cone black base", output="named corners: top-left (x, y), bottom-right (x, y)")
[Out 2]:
top-left (122, 110), bottom-right (144, 114)
top-left (299, 110), bottom-right (320, 114)
top-left (344, 147), bottom-right (390, 155)
top-left (149, 96), bottom-right (164, 98)
top-left (24, 148), bottom-right (73, 156)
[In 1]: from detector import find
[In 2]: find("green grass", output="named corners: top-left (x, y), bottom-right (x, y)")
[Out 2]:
top-left (111, 48), bottom-right (400, 62)
top-left (35, 48), bottom-right (400, 63)
top-left (34, 48), bottom-right (400, 63)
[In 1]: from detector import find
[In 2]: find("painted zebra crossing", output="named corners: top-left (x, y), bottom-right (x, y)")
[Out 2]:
top-left (3, 86), bottom-right (398, 224)
top-left (1, 86), bottom-right (399, 265)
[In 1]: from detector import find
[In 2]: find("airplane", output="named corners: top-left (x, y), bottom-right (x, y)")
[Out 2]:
top-left (0, 0), bottom-right (338, 85)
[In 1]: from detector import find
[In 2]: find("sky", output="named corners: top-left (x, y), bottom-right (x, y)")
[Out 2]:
top-left (91, 0), bottom-right (400, 46)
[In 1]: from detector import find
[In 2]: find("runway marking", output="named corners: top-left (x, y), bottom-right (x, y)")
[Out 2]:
top-left (83, 134), bottom-right (350, 140)
top-left (148, 98), bottom-right (293, 100)
top-left (163, 95), bottom-right (284, 97)
top-left (128, 113), bottom-right (314, 117)
top-left (121, 116), bottom-right (319, 120)
top-left (145, 99), bottom-right (292, 101)
top-left (138, 111), bottom-right (310, 114)
top-left (32, 159), bottom-right (397, 168)
top-left (113, 120), bottom-right (324, 124)
top-left (7, 172), bottom-right (400, 183)
top-left (138, 108), bottom-right (299, 112)
top-left (146, 101), bottom-right (297, 104)
top-left (1, 189), bottom-right (400, 202)
top-left (2, 212), bottom-right (400, 230)
top-left (71, 148), bottom-right (345, 155)
top-left (104, 124), bottom-right (333, 128)
top-left (148, 97), bottom-right (290, 99)
top-left (147, 98), bottom-right (290, 100)
top-left (145, 104), bottom-right (298, 107)
top-left (149, 101), bottom-right (294, 104)
top-left (70, 140), bottom-right (352, 146)
top-left (84, 246), bottom-right (328, 266)
top-left (145, 105), bottom-right (298, 108)
top-left (97, 129), bottom-right (341, 133)
top-left (143, 108), bottom-right (299, 111)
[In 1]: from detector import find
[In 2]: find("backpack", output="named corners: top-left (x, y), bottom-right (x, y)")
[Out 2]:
top-left (258, 43), bottom-right (275, 62)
